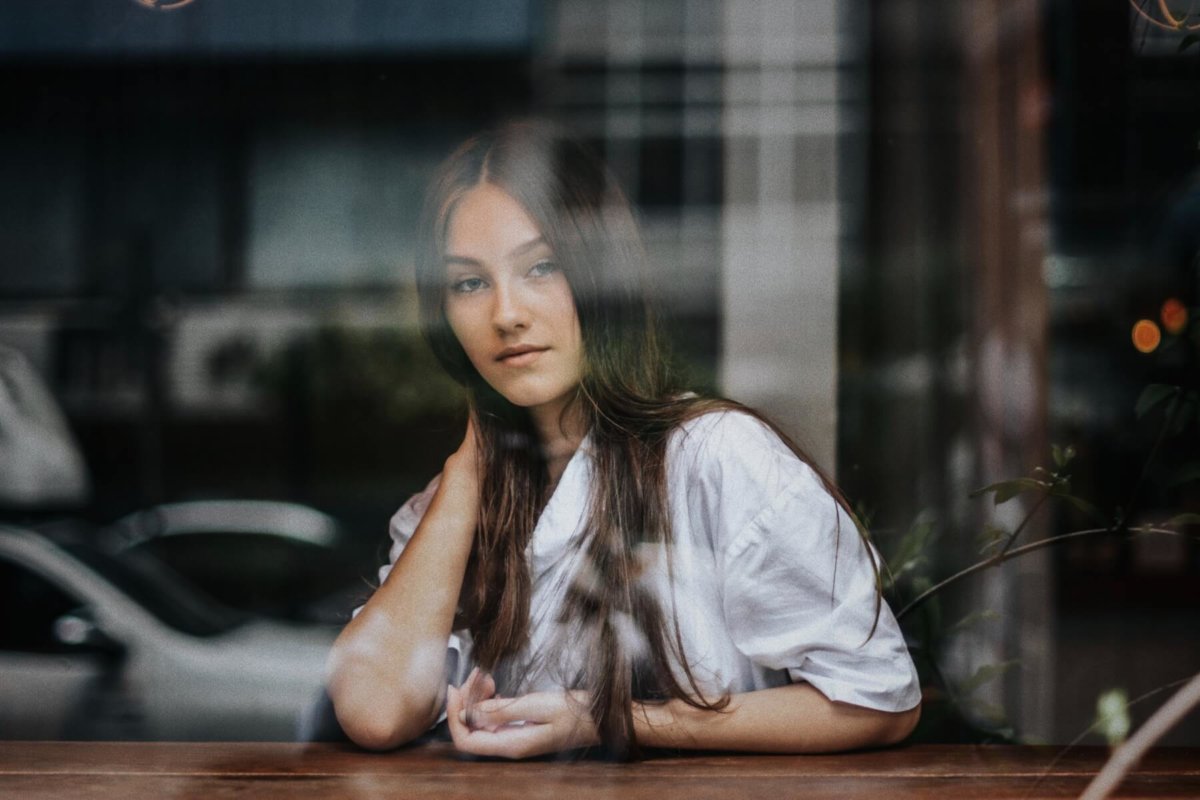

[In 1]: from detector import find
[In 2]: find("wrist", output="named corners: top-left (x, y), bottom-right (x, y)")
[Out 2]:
top-left (443, 449), bottom-right (480, 490)
top-left (632, 698), bottom-right (695, 750)
top-left (426, 459), bottom-right (478, 532)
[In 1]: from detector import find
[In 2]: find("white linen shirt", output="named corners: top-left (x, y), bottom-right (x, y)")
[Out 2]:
top-left (373, 410), bottom-right (920, 716)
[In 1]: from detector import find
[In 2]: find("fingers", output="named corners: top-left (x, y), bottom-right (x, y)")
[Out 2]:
top-left (464, 667), bottom-right (495, 706)
top-left (448, 679), bottom-right (510, 743)
top-left (465, 694), bottom-right (543, 731)
top-left (461, 666), bottom-right (479, 700)
top-left (462, 415), bottom-right (480, 457)
top-left (446, 418), bottom-right (483, 494)
top-left (463, 691), bottom-right (587, 733)
top-left (448, 689), bottom-right (600, 759)
top-left (448, 680), bottom-right (549, 759)
top-left (449, 720), bottom-right (556, 760)
top-left (461, 668), bottom-right (499, 729)
top-left (463, 698), bottom-right (520, 732)
top-left (446, 684), bottom-right (470, 743)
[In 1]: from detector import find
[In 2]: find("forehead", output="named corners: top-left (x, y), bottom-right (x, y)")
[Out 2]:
top-left (445, 183), bottom-right (545, 260)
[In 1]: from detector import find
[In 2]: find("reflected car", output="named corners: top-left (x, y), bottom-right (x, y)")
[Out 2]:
top-left (0, 524), bottom-right (334, 741)
top-left (103, 501), bottom-right (367, 625)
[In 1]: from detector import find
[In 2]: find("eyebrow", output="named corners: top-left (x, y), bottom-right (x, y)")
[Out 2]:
top-left (443, 236), bottom-right (549, 268)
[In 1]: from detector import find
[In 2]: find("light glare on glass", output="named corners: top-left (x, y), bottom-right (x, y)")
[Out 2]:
top-left (1132, 319), bottom-right (1161, 354)
top-left (1161, 298), bottom-right (1188, 336)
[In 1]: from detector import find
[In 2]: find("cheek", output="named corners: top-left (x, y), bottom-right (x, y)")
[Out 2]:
top-left (559, 308), bottom-right (585, 375)
top-left (549, 284), bottom-right (581, 340)
top-left (564, 305), bottom-right (584, 357)
top-left (445, 306), bottom-right (485, 362)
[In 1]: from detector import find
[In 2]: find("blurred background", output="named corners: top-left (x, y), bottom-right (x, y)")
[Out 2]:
top-left (0, 0), bottom-right (1196, 745)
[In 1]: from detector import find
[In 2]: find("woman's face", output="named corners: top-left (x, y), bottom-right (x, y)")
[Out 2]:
top-left (443, 182), bottom-right (584, 424)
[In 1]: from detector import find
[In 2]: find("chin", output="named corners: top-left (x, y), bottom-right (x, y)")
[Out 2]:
top-left (500, 391), bottom-right (556, 409)
top-left (492, 382), bottom-right (573, 414)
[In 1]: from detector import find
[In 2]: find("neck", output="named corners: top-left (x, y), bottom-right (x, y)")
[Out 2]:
top-left (530, 395), bottom-right (586, 488)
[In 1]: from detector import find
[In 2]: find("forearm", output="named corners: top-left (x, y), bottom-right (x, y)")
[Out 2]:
top-left (327, 469), bottom-right (477, 749)
top-left (633, 683), bottom-right (920, 754)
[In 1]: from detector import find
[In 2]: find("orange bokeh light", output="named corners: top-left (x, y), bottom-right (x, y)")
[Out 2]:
top-left (1161, 298), bottom-right (1188, 336)
top-left (1132, 319), bottom-right (1161, 354)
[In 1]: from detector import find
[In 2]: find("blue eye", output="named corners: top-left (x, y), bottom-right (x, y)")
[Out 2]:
top-left (450, 277), bottom-right (486, 294)
top-left (529, 260), bottom-right (558, 278)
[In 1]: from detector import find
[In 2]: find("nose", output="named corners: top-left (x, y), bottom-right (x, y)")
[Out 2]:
top-left (491, 279), bottom-right (530, 334)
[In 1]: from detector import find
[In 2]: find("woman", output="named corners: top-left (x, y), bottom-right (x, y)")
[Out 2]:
top-left (327, 121), bottom-right (921, 758)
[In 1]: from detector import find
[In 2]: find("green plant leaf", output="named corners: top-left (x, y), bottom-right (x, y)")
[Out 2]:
top-left (977, 524), bottom-right (1009, 555)
top-left (1135, 384), bottom-right (1179, 419)
top-left (965, 700), bottom-right (1009, 728)
top-left (959, 659), bottom-right (1019, 694)
top-left (886, 518), bottom-right (937, 579)
top-left (1179, 33), bottom-right (1199, 53)
top-left (852, 502), bottom-right (876, 532)
top-left (911, 584), bottom-right (941, 646)
top-left (889, 556), bottom-right (929, 583)
top-left (1094, 688), bottom-right (1130, 747)
top-left (1051, 490), bottom-right (1109, 525)
top-left (1050, 443), bottom-right (1076, 469)
top-left (1166, 512), bottom-right (1200, 527)
top-left (990, 726), bottom-right (1017, 743)
top-left (1170, 401), bottom-right (1196, 436)
top-left (971, 478), bottom-right (1045, 505)
top-left (948, 609), bottom-right (1001, 635)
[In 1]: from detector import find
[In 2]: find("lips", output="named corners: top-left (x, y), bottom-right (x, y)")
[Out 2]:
top-left (495, 345), bottom-right (549, 365)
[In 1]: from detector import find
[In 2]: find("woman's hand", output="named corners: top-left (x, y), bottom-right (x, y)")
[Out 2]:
top-left (446, 668), bottom-right (600, 759)
top-left (443, 415), bottom-right (482, 494)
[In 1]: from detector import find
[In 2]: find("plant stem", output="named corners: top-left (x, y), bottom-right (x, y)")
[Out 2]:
top-left (1157, 0), bottom-right (1182, 27)
top-left (998, 488), bottom-right (1049, 557)
top-left (1129, 0), bottom-right (1200, 30)
top-left (1080, 671), bottom-right (1200, 800)
top-left (1129, 0), bottom-right (1176, 30)
top-left (1031, 675), bottom-right (1194, 790)
top-left (894, 526), bottom-right (1183, 621)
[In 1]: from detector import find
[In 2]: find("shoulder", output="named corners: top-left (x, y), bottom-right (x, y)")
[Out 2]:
top-left (671, 407), bottom-right (785, 451)
top-left (667, 408), bottom-right (810, 490)
top-left (366, 473), bottom-right (443, 594)
top-left (387, 473), bottom-right (442, 553)
top-left (665, 408), bottom-right (838, 550)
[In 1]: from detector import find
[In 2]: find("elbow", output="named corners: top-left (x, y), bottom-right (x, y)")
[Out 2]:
top-left (878, 702), bottom-right (921, 747)
top-left (329, 680), bottom-right (441, 751)
top-left (336, 706), bottom-right (409, 752)
top-left (326, 647), bottom-right (442, 751)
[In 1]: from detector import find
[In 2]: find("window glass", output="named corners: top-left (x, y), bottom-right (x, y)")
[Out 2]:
top-left (0, 136), bottom-right (84, 295)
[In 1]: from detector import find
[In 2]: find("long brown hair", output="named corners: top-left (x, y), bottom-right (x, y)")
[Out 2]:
top-left (414, 120), bottom-right (873, 757)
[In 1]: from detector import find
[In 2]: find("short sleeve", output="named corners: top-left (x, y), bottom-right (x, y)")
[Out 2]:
top-left (353, 474), bottom-right (474, 722)
top-left (683, 412), bottom-right (920, 712)
top-left (374, 474), bottom-right (442, 587)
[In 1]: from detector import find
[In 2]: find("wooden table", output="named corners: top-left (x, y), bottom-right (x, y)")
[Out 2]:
top-left (1, 741), bottom-right (1198, 799)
